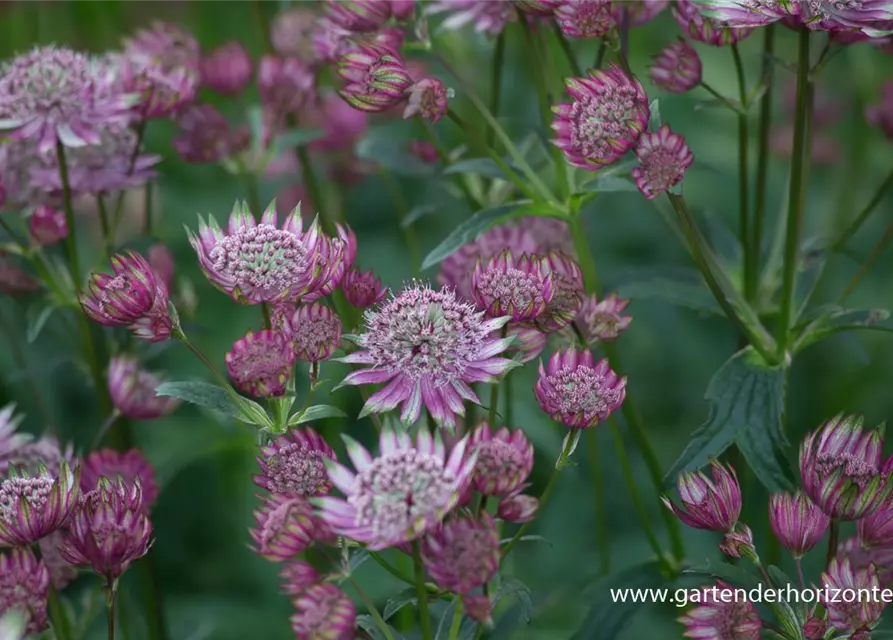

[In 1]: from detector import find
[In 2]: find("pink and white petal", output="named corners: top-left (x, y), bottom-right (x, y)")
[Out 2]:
top-left (323, 459), bottom-right (358, 496)
top-left (379, 426), bottom-right (402, 456)
top-left (399, 381), bottom-right (423, 425)
top-left (416, 425), bottom-right (435, 457)
top-left (337, 350), bottom-right (380, 365)
top-left (342, 435), bottom-right (374, 473)
top-left (360, 376), bottom-right (411, 417)
top-left (446, 436), bottom-right (469, 475)
top-left (338, 367), bottom-right (396, 387)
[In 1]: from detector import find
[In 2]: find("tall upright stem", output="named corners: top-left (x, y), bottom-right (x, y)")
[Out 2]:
top-left (487, 31), bottom-right (505, 149)
top-left (731, 45), bottom-right (753, 301)
top-left (585, 428), bottom-right (609, 575)
top-left (776, 29), bottom-right (811, 358)
top-left (412, 541), bottom-right (433, 640)
top-left (106, 579), bottom-right (118, 640)
top-left (751, 26), bottom-right (775, 302)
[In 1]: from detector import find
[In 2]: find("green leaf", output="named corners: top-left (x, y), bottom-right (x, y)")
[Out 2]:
top-left (499, 535), bottom-right (551, 547)
top-left (793, 306), bottom-right (893, 354)
top-left (402, 203), bottom-right (439, 228)
top-left (355, 615), bottom-right (401, 640)
top-left (382, 588), bottom-right (417, 621)
top-left (571, 560), bottom-right (666, 640)
top-left (580, 175), bottom-right (639, 193)
top-left (288, 404), bottom-right (348, 426)
top-left (155, 381), bottom-right (272, 428)
top-left (494, 577), bottom-right (533, 623)
top-left (26, 302), bottom-right (56, 343)
top-left (442, 157), bottom-right (523, 180)
top-left (614, 267), bottom-right (722, 315)
top-left (272, 128), bottom-right (325, 154)
top-left (346, 548), bottom-right (369, 576)
top-left (664, 347), bottom-right (794, 493)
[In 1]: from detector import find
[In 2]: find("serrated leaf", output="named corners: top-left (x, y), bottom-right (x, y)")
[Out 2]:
top-left (155, 381), bottom-right (272, 428)
top-left (26, 303), bottom-right (56, 343)
top-left (273, 128), bottom-right (324, 154)
top-left (499, 535), bottom-right (551, 547)
top-left (614, 267), bottom-right (722, 316)
top-left (494, 577), bottom-right (533, 623)
top-left (402, 204), bottom-right (439, 228)
top-left (443, 157), bottom-right (523, 180)
top-left (793, 306), bottom-right (893, 354)
top-left (383, 588), bottom-right (417, 621)
top-left (580, 175), bottom-right (639, 193)
top-left (288, 404), bottom-right (348, 426)
top-left (571, 560), bottom-right (666, 640)
top-left (664, 347), bottom-right (793, 493)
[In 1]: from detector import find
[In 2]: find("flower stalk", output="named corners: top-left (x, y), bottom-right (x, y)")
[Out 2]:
top-left (731, 44), bottom-right (752, 301)
top-left (106, 578), bottom-right (118, 640)
top-left (412, 541), bottom-right (433, 640)
top-left (751, 25), bottom-right (775, 302)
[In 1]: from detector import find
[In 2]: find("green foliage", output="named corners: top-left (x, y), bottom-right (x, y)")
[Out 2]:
top-left (155, 381), bottom-right (272, 429)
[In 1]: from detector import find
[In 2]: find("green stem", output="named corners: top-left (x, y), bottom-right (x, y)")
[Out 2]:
top-left (699, 82), bottom-right (743, 113)
top-left (594, 39), bottom-right (607, 70)
top-left (731, 44), bottom-right (752, 301)
top-left (585, 429), bottom-right (610, 575)
top-left (97, 194), bottom-right (113, 259)
top-left (48, 584), bottom-right (73, 640)
top-left (504, 371), bottom-right (513, 426)
top-left (826, 520), bottom-right (839, 567)
top-left (835, 213), bottom-right (893, 304)
top-left (56, 142), bottom-right (81, 288)
top-left (413, 541), bottom-right (433, 640)
top-left (831, 166), bottom-right (893, 251)
top-left (172, 326), bottom-right (242, 401)
top-left (106, 579), bottom-right (118, 640)
top-left (347, 577), bottom-right (397, 640)
top-left (144, 180), bottom-right (154, 236)
top-left (379, 169), bottom-right (421, 274)
top-left (297, 145), bottom-right (337, 233)
top-left (751, 25), bottom-right (775, 303)
top-left (553, 21), bottom-right (583, 77)
top-left (487, 31), bottom-right (505, 150)
top-left (368, 550), bottom-right (415, 585)
top-left (776, 28), bottom-right (811, 358)
top-left (447, 599), bottom-right (464, 640)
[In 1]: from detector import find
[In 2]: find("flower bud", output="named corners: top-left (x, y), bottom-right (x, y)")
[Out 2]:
top-left (403, 78), bottom-right (450, 123)
top-left (768, 491), bottom-right (829, 558)
top-left (663, 458), bottom-right (741, 532)
top-left (649, 40), bottom-right (702, 94)
top-left (341, 267), bottom-right (388, 309)
top-left (497, 489), bottom-right (539, 523)
top-left (338, 43), bottom-right (412, 113)
top-left (108, 356), bottom-right (180, 421)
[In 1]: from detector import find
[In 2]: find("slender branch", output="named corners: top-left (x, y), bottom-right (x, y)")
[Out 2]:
top-left (447, 599), bottom-right (464, 640)
top-left (553, 22), bottom-right (583, 77)
top-left (751, 25), bottom-right (776, 303)
top-left (731, 44), bottom-right (753, 301)
top-left (97, 194), bottom-right (113, 259)
top-left (831, 166), bottom-right (893, 251)
top-left (594, 39), bottom-right (607, 70)
top-left (106, 579), bottom-right (118, 640)
top-left (413, 541), bottom-right (433, 640)
top-left (346, 576), bottom-right (397, 640)
top-left (585, 429), bottom-right (610, 575)
top-left (699, 82), bottom-right (743, 113)
top-left (835, 213), bottom-right (893, 304)
top-left (487, 31), bottom-right (505, 149)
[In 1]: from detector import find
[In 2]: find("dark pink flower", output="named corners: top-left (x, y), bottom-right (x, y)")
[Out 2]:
top-left (556, 0), bottom-right (614, 39)
top-left (468, 421), bottom-right (534, 496)
top-left (472, 250), bottom-right (553, 322)
top-left (535, 347), bottom-right (625, 428)
top-left (278, 303), bottom-right (343, 363)
top-left (280, 560), bottom-right (319, 596)
top-left (201, 41), bottom-right (252, 96)
top-left (673, 0), bottom-right (753, 46)
top-left (821, 556), bottom-right (885, 632)
top-left (226, 329), bottom-right (296, 398)
top-left (108, 356), bottom-right (179, 420)
top-left (649, 40), bottom-right (702, 94)
top-left (678, 580), bottom-right (760, 640)
top-left (338, 43), bottom-right (413, 113)
top-left (173, 104), bottom-right (241, 164)
top-left (254, 427), bottom-right (337, 497)
top-left (291, 583), bottom-right (356, 640)
top-left (768, 490), bottom-right (829, 558)
top-left (325, 0), bottom-right (392, 33)
top-left (576, 293), bottom-right (632, 343)
top-left (422, 513), bottom-right (500, 593)
top-left (80, 448), bottom-right (159, 512)
top-left (0, 547), bottom-right (49, 634)
top-left (259, 55), bottom-right (315, 117)
top-left (631, 124), bottom-right (694, 200)
top-left (28, 205), bottom-right (67, 246)
top-left (663, 459), bottom-right (741, 532)
top-left (250, 494), bottom-right (316, 561)
top-left (341, 267), bottom-right (388, 309)
top-left (403, 78), bottom-right (450, 123)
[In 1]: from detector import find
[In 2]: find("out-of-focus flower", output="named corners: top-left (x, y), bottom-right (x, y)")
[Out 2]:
top-left (325, 0), bottom-right (392, 32)
top-left (0, 46), bottom-right (136, 154)
top-left (693, 0), bottom-right (893, 35)
top-left (312, 19), bottom-right (354, 66)
top-left (302, 91), bottom-right (369, 152)
top-left (0, 462), bottom-right (79, 546)
top-left (280, 560), bottom-right (319, 596)
top-left (28, 205), bottom-right (67, 246)
top-left (0, 411), bottom-right (72, 478)
top-left (60, 477), bottom-right (151, 580)
top-left (576, 293), bottom-right (632, 343)
top-left (173, 104), bottom-right (242, 164)
top-left (390, 0), bottom-right (416, 20)
top-left (800, 414), bottom-right (891, 521)
top-left (505, 322), bottom-right (548, 363)
top-left (341, 267), bottom-right (388, 309)
top-left (226, 329), bottom-right (296, 398)
top-left (468, 422), bottom-right (534, 496)
top-left (631, 124), bottom-right (694, 200)
top-left (0, 547), bottom-right (49, 635)
top-left (770, 123), bottom-right (842, 165)
top-left (403, 78), bottom-right (450, 123)
top-left (315, 426), bottom-right (476, 549)
top-left (80, 449), bottom-right (158, 512)
top-left (673, 0), bottom-right (754, 46)
top-left (337, 283), bottom-right (517, 428)
top-left (271, 8), bottom-right (318, 60)
top-left (803, 616), bottom-right (829, 640)
top-left (555, 0), bottom-right (614, 39)
top-left (201, 41), bottom-right (252, 96)
top-left (0, 253), bottom-right (39, 296)
top-left (291, 583), bottom-right (356, 640)
top-left (427, 0), bottom-right (515, 35)
top-left (338, 43), bottom-right (413, 113)
top-left (768, 490), bottom-right (829, 559)
top-left (535, 347), bottom-right (626, 428)
top-left (514, 0), bottom-right (561, 16)
top-left (422, 513), bottom-right (499, 593)
top-left (81, 251), bottom-right (172, 342)
top-left (867, 80), bottom-right (893, 140)
top-left (649, 40), bottom-right (702, 94)
top-left (250, 493), bottom-right (316, 561)
top-left (678, 580), bottom-right (761, 640)
top-left (463, 594), bottom-right (493, 625)
top-left (147, 243), bottom-right (175, 288)
top-left (472, 250), bottom-right (553, 322)
top-left (255, 427), bottom-right (337, 497)
top-left (0, 404), bottom-right (28, 463)
top-left (409, 140), bottom-right (440, 164)
top-left (537, 252), bottom-right (584, 332)
top-left (120, 21), bottom-right (200, 118)
top-left (497, 489), bottom-right (539, 522)
top-left (278, 302), bottom-right (343, 363)
top-left (610, 0), bottom-right (670, 26)
top-left (259, 56), bottom-right (315, 117)
top-left (108, 355), bottom-right (179, 421)
top-left (552, 64), bottom-right (650, 171)
top-left (822, 556), bottom-right (884, 632)
top-left (37, 530), bottom-right (78, 590)
top-left (663, 459), bottom-right (741, 533)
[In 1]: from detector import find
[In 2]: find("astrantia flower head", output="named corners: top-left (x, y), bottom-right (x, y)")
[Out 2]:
top-left (673, 0), bottom-right (754, 46)
top-left (0, 46), bottom-right (136, 154)
top-left (867, 81), bottom-right (893, 140)
top-left (859, 494), bottom-right (893, 548)
top-left (325, 0), bottom-right (392, 32)
top-left (259, 56), bottom-right (315, 118)
top-left (468, 422), bottom-right (534, 496)
top-left (291, 583), bottom-right (356, 640)
top-left (649, 40), bottom-right (702, 94)
top-left (81, 252), bottom-right (172, 342)
top-left (337, 283), bottom-right (517, 428)
top-left (0, 461), bottom-right (79, 546)
top-left (678, 580), bottom-right (761, 640)
top-left (556, 0), bottom-right (614, 39)
top-left (821, 556), bottom-right (884, 631)
top-left (403, 78), bottom-right (450, 123)
top-left (108, 355), bottom-right (179, 420)
top-left (255, 428), bottom-right (337, 497)
top-left (28, 205), bottom-right (67, 246)
top-left (280, 559), bottom-right (319, 596)
top-left (173, 104), bottom-right (242, 164)
top-left (768, 490), bottom-right (829, 559)
top-left (315, 426), bottom-right (476, 550)
top-left (226, 329), bottom-right (296, 398)
top-left (552, 64), bottom-right (650, 171)
top-left (60, 477), bottom-right (151, 579)
top-left (189, 201), bottom-right (329, 304)
top-left (341, 267), bottom-right (388, 309)
top-left (0, 547), bottom-right (49, 634)
top-left (250, 493), bottom-right (316, 561)
top-left (80, 449), bottom-right (158, 512)
top-left (278, 303), bottom-right (343, 363)
top-left (338, 43), bottom-right (413, 113)
top-left (498, 489), bottom-right (539, 523)
top-left (663, 459), bottom-right (741, 532)
top-left (472, 250), bottom-right (553, 323)
top-left (201, 41), bottom-right (252, 96)
top-left (536, 252), bottom-right (584, 332)
top-left (535, 348), bottom-right (626, 428)
top-left (631, 124), bottom-right (694, 200)
top-left (427, 0), bottom-right (515, 35)
top-left (422, 513), bottom-right (500, 594)
top-left (576, 293), bottom-right (632, 343)
top-left (800, 413), bottom-right (891, 520)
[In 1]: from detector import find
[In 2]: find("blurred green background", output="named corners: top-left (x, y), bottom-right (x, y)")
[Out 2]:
top-left (2, 2), bottom-right (893, 638)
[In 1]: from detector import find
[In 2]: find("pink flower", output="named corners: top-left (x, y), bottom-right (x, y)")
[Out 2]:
top-left (859, 496), bottom-right (893, 548)
top-left (338, 43), bottom-right (413, 113)
top-left (28, 205), bottom-right (67, 246)
top-left (250, 493), bottom-right (317, 561)
top-left (673, 0), bottom-right (753, 46)
top-left (409, 140), bottom-right (440, 164)
top-left (341, 267), bottom-right (388, 309)
top-left (497, 489), bottom-right (539, 522)
top-left (427, 0), bottom-right (515, 35)
top-left (468, 421), bottom-right (534, 496)
top-left (226, 329), bottom-right (296, 398)
top-left (556, 0), bottom-right (614, 39)
top-left (631, 124), bottom-right (694, 200)
top-left (291, 584), bottom-right (356, 640)
top-left (0, 462), bottom-right (80, 546)
top-left (822, 556), bottom-right (885, 632)
top-left (649, 40), bottom-right (702, 94)
top-left (536, 252), bottom-right (584, 332)
top-left (576, 293), bottom-right (632, 343)
top-left (336, 283), bottom-right (518, 429)
top-left (0, 548), bottom-right (49, 634)
top-left (403, 78), bottom-right (450, 123)
top-left (173, 104), bottom-right (242, 164)
top-left (314, 425), bottom-right (476, 549)
top-left (302, 92), bottom-right (369, 152)
top-left (271, 9), bottom-right (318, 60)
top-left (80, 448), bottom-right (159, 512)
top-left (278, 302), bottom-right (343, 363)
top-left (280, 560), bottom-right (320, 596)
top-left (325, 0), bottom-right (392, 33)
top-left (108, 355), bottom-right (179, 420)
top-left (552, 64), bottom-right (650, 170)
top-left (663, 459), bottom-right (741, 532)
top-left (200, 41), bottom-right (252, 96)
top-left (259, 55), bottom-right (315, 117)
top-left (678, 580), bottom-right (761, 640)
top-left (422, 513), bottom-right (500, 593)
top-left (254, 427), bottom-right (337, 497)
top-left (768, 490), bottom-right (829, 558)
top-left (472, 250), bottom-right (553, 322)
top-left (695, 0), bottom-right (893, 35)
top-left (610, 0), bottom-right (670, 26)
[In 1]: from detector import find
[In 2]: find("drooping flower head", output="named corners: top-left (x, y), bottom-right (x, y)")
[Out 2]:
top-left (325, 0), bottom-right (392, 32)
top-left (291, 583), bottom-right (357, 640)
top-left (259, 55), bottom-right (316, 118)
top-left (403, 78), bottom-right (450, 123)
top-left (338, 43), bottom-right (413, 113)
top-left (337, 283), bottom-right (517, 428)
top-left (0, 547), bottom-right (50, 635)
top-left (472, 250), bottom-right (553, 323)
top-left (250, 493), bottom-right (321, 561)
top-left (341, 267), bottom-right (388, 309)
top-left (576, 293), bottom-right (632, 343)
top-left (867, 80), bottom-right (893, 140)
top-left (255, 428), bottom-right (338, 497)
top-left (536, 252), bottom-right (584, 333)
top-left (200, 41), bottom-right (252, 96)
top-left (226, 329), bottom-right (296, 398)
top-left (422, 513), bottom-right (500, 594)
top-left (81, 251), bottom-right (172, 342)
top-left (821, 556), bottom-right (885, 632)
top-left (678, 580), bottom-right (761, 640)
top-left (80, 449), bottom-right (158, 512)
top-left (0, 462), bottom-right (79, 547)
top-left (28, 205), bottom-right (67, 246)
top-left (278, 303), bottom-right (343, 363)
top-left (108, 356), bottom-right (179, 420)
top-left (315, 426), bottom-right (476, 550)
top-left (280, 559), bottom-right (320, 596)
top-left (555, 0), bottom-right (614, 39)
top-left (173, 104), bottom-right (243, 164)
top-left (673, 0), bottom-right (754, 46)
top-left (663, 459), bottom-right (741, 533)
top-left (189, 201), bottom-right (330, 304)
top-left (800, 414), bottom-right (891, 520)
top-left (0, 46), bottom-right (136, 153)
top-left (535, 348), bottom-right (626, 428)
top-left (427, 0), bottom-right (515, 35)
top-left (60, 477), bottom-right (151, 580)
top-left (467, 422), bottom-right (534, 497)
top-left (631, 124), bottom-right (694, 200)
top-left (768, 490), bottom-right (829, 559)
top-left (649, 40), bottom-right (703, 94)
